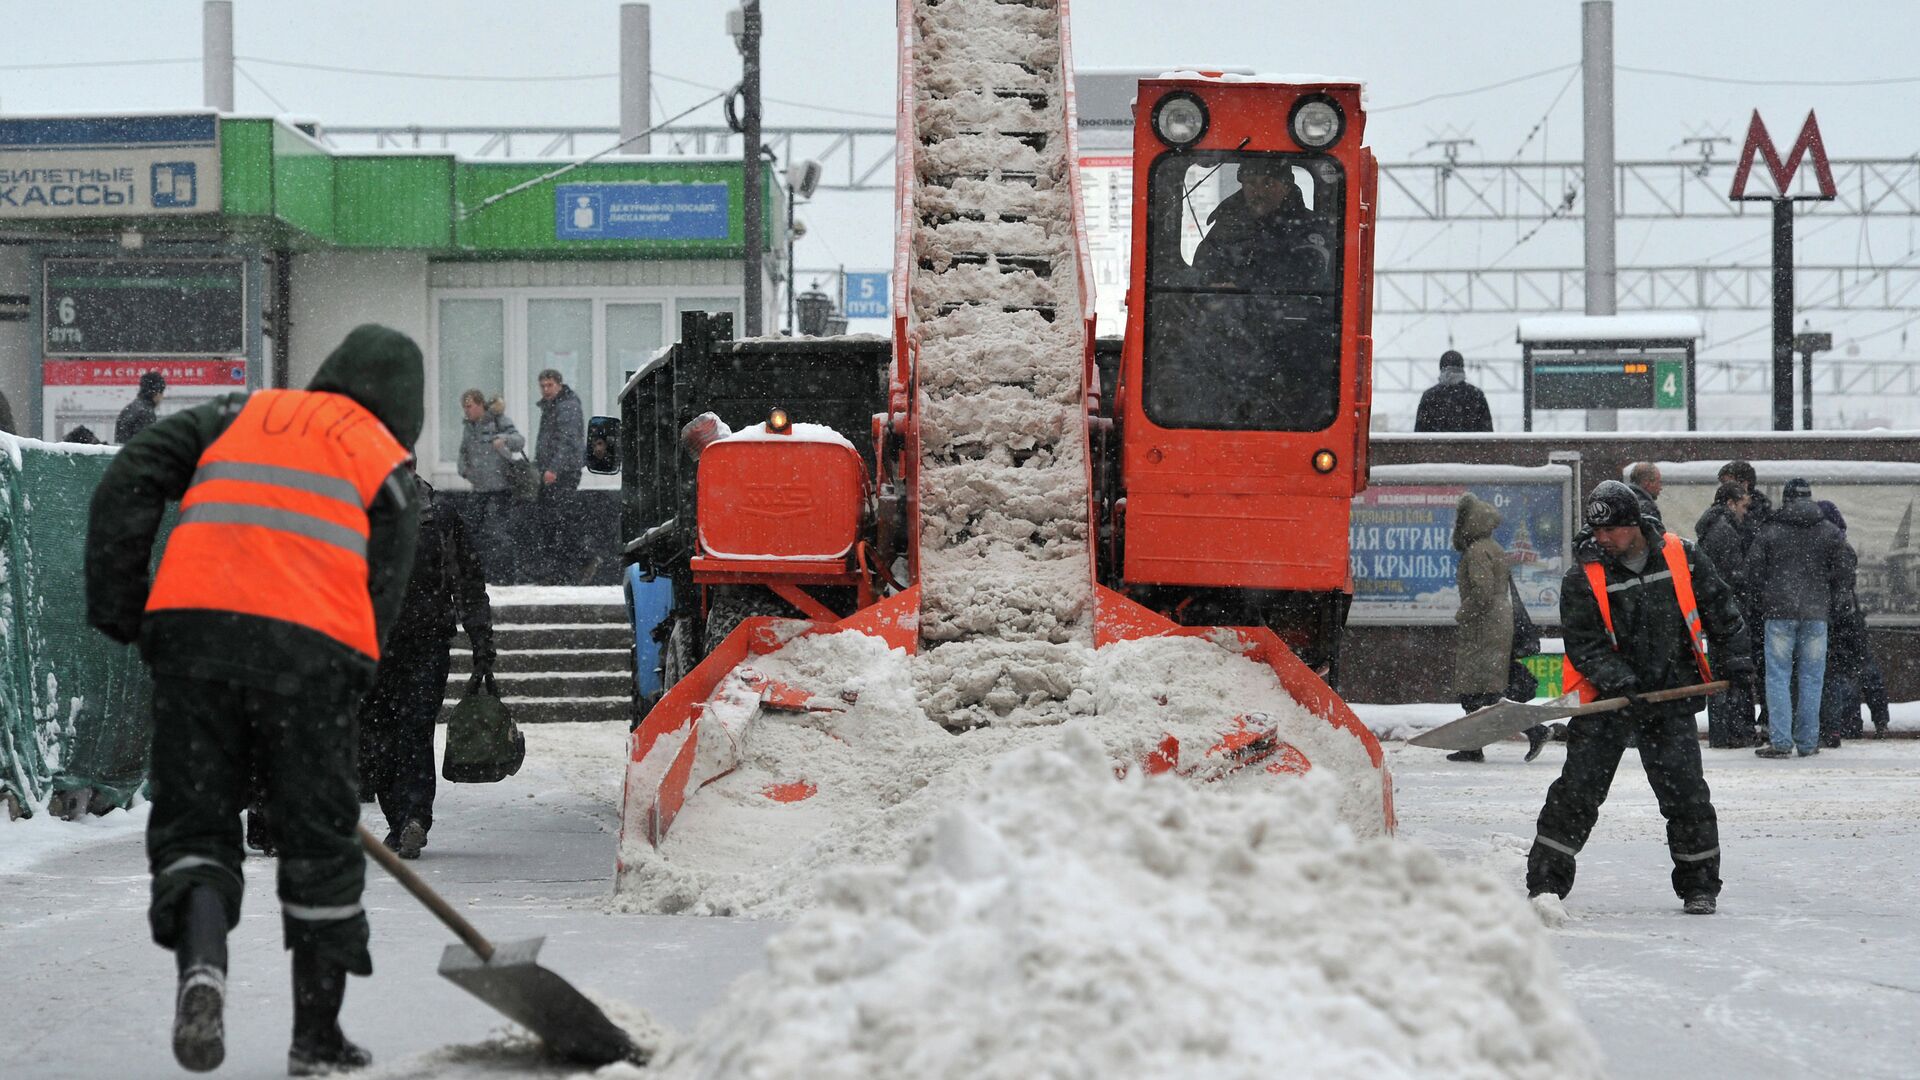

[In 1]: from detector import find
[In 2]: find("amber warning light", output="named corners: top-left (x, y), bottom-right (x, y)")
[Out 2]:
top-left (1312, 449), bottom-right (1338, 474)
top-left (766, 407), bottom-right (792, 434)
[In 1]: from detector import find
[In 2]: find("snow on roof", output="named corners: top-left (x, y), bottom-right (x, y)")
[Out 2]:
top-left (1369, 463), bottom-right (1573, 484)
top-left (1654, 459), bottom-right (1920, 484)
top-left (1517, 314), bottom-right (1705, 344)
top-left (716, 420), bottom-right (856, 450)
top-left (1155, 70), bottom-right (1365, 88)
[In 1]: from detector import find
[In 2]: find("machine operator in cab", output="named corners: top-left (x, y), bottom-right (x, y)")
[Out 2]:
top-left (1192, 158), bottom-right (1334, 291)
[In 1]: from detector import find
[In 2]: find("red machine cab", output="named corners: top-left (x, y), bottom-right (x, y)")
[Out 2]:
top-left (1111, 74), bottom-right (1377, 662)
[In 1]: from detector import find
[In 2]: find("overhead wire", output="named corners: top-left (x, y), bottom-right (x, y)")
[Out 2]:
top-left (232, 61), bottom-right (293, 115)
top-left (1372, 63), bottom-right (1579, 113)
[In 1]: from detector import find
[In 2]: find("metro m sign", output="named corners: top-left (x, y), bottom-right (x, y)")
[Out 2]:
top-left (1729, 110), bottom-right (1837, 201)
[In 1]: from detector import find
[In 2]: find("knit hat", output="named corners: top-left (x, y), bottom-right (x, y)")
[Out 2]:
top-left (138, 371), bottom-right (166, 396)
top-left (1584, 480), bottom-right (1643, 529)
top-left (1783, 478), bottom-right (1813, 502)
top-left (1439, 349), bottom-right (1465, 370)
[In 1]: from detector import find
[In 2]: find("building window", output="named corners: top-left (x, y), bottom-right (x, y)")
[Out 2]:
top-left (429, 289), bottom-right (732, 488)
top-left (435, 297), bottom-right (505, 469)
top-left (606, 302), bottom-right (664, 408)
top-left (527, 297), bottom-right (593, 412)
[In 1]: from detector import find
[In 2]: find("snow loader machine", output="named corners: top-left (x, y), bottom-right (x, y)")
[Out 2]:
top-left (594, 0), bottom-right (1390, 866)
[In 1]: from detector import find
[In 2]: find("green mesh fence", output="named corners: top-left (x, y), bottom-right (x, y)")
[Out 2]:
top-left (0, 440), bottom-right (164, 818)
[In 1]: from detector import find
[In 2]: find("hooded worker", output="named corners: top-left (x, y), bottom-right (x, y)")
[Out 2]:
top-left (1445, 493), bottom-right (1550, 763)
top-left (86, 324), bottom-right (424, 1075)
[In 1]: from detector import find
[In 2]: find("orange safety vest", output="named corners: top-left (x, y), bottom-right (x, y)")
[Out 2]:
top-left (146, 389), bottom-right (411, 660)
top-left (1562, 532), bottom-right (1714, 704)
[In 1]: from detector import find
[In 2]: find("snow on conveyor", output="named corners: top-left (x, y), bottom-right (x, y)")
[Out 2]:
top-left (911, 0), bottom-right (1094, 729)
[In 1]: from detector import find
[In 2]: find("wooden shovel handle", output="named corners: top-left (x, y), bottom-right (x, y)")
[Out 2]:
top-left (357, 824), bottom-right (495, 961)
top-left (1566, 680), bottom-right (1730, 718)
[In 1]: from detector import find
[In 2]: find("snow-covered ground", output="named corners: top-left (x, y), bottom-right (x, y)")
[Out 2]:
top-left (3, 716), bottom-right (1916, 1077)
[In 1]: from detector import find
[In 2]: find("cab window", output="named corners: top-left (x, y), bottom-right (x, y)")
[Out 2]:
top-left (1143, 152), bottom-right (1345, 432)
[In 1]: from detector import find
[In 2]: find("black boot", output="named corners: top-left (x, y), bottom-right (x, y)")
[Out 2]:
top-left (173, 886), bottom-right (228, 1073)
top-left (289, 949), bottom-right (371, 1076)
top-left (1523, 725), bottom-right (1550, 762)
top-left (1444, 749), bottom-right (1486, 763)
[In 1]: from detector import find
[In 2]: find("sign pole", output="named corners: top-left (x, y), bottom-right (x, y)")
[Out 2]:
top-left (1771, 199), bottom-right (1794, 431)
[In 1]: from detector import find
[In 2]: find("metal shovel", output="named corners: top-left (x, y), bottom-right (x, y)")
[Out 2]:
top-left (1408, 681), bottom-right (1730, 752)
top-left (358, 825), bottom-right (646, 1066)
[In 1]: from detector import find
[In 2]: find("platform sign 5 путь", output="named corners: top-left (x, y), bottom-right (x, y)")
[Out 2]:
top-left (843, 272), bottom-right (889, 319)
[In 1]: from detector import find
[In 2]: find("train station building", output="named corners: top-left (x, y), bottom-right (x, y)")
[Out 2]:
top-left (0, 110), bottom-right (787, 490)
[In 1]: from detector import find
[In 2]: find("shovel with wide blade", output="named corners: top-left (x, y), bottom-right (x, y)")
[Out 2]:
top-left (358, 825), bottom-right (645, 1066)
top-left (1408, 681), bottom-right (1729, 752)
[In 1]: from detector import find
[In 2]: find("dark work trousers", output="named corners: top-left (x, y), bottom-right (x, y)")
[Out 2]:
top-left (535, 473), bottom-right (582, 584)
top-left (1527, 707), bottom-right (1721, 902)
top-left (146, 675), bottom-right (372, 975)
top-left (358, 644), bottom-right (452, 839)
top-left (462, 490), bottom-right (518, 583)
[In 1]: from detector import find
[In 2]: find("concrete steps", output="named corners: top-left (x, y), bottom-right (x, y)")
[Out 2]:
top-left (444, 589), bottom-right (634, 724)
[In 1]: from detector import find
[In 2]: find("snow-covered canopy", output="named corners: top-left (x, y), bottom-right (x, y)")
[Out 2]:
top-left (1516, 314), bottom-right (1705, 344)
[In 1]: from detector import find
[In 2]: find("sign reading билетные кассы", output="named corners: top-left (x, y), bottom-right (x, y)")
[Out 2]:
top-left (0, 114), bottom-right (220, 218)
top-left (554, 182), bottom-right (730, 241)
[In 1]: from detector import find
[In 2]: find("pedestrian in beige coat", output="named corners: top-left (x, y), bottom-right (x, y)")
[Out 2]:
top-left (1447, 492), bottom-right (1549, 762)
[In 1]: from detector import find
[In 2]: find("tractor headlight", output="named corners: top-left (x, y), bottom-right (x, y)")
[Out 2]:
top-left (1152, 93), bottom-right (1208, 148)
top-left (767, 407), bottom-right (792, 434)
top-left (1289, 97), bottom-right (1344, 149)
top-left (1312, 449), bottom-right (1338, 474)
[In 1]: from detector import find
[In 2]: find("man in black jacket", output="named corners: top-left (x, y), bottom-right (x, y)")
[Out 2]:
top-left (1746, 478), bottom-right (1854, 758)
top-left (115, 370), bottom-right (166, 443)
top-left (1414, 350), bottom-right (1493, 432)
top-left (533, 368), bottom-right (588, 584)
top-left (1697, 481), bottom-right (1759, 747)
top-left (1527, 481), bottom-right (1752, 920)
top-left (86, 325), bottom-right (422, 1075)
top-left (359, 475), bottom-right (495, 859)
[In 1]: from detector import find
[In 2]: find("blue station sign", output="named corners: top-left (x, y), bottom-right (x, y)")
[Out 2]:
top-left (0, 114), bottom-right (221, 218)
top-left (554, 181), bottom-right (731, 241)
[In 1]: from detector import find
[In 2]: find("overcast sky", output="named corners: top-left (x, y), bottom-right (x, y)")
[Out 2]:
top-left (6, 0), bottom-right (1920, 400)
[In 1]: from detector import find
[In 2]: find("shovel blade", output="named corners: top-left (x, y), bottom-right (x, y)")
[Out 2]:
top-left (1408, 700), bottom-right (1569, 751)
top-left (438, 937), bottom-right (645, 1066)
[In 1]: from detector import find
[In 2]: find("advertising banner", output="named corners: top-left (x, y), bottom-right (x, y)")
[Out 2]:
top-left (42, 358), bottom-right (247, 443)
top-left (554, 182), bottom-right (730, 241)
top-left (0, 114), bottom-right (220, 219)
top-left (1349, 465), bottom-right (1572, 625)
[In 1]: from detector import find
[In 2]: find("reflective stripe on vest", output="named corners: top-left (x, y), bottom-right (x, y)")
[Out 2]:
top-left (145, 390), bottom-right (410, 659)
top-left (1562, 533), bottom-right (1714, 704)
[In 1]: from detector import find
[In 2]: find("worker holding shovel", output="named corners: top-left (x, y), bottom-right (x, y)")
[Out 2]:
top-left (1526, 480), bottom-right (1753, 922)
top-left (86, 326), bottom-right (425, 1075)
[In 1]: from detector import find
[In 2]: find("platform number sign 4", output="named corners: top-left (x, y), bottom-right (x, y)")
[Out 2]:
top-left (1653, 360), bottom-right (1685, 410)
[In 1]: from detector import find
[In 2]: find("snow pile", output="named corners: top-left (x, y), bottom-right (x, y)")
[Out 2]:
top-left (615, 631), bottom-right (1385, 918)
top-left (910, 0), bottom-right (1094, 728)
top-left (652, 732), bottom-right (1599, 1080)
